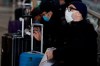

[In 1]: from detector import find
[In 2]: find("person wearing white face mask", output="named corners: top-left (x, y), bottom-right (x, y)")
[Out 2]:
top-left (45, 1), bottom-right (98, 66)
top-left (65, 4), bottom-right (83, 23)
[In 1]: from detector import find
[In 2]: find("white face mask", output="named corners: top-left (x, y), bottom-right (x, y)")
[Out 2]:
top-left (65, 9), bottom-right (73, 23)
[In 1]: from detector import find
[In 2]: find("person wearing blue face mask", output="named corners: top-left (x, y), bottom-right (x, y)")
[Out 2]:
top-left (42, 16), bottom-right (50, 22)
top-left (42, 11), bottom-right (53, 22)
top-left (32, 11), bottom-right (53, 23)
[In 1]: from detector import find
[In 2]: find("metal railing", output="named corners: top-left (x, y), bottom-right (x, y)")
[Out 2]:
top-left (88, 8), bottom-right (100, 19)
top-left (88, 8), bottom-right (100, 65)
top-left (88, 8), bottom-right (100, 51)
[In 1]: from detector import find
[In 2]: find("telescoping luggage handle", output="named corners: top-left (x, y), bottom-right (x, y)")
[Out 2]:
top-left (22, 0), bottom-right (32, 8)
top-left (22, 3), bottom-right (32, 7)
top-left (31, 19), bottom-right (43, 53)
top-left (19, 18), bottom-right (24, 38)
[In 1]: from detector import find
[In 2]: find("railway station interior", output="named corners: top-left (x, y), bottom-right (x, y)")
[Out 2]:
top-left (0, 0), bottom-right (100, 66)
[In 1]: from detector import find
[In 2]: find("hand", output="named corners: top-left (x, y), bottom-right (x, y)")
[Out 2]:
top-left (45, 48), bottom-right (56, 60)
top-left (25, 29), bottom-right (31, 35)
top-left (33, 27), bottom-right (41, 41)
top-left (34, 15), bottom-right (42, 21)
top-left (45, 48), bottom-right (54, 60)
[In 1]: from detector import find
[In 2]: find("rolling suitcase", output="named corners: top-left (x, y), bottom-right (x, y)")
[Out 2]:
top-left (8, 17), bottom-right (25, 38)
top-left (19, 51), bottom-right (43, 66)
top-left (1, 34), bottom-right (12, 66)
top-left (8, 20), bottom-right (22, 33)
top-left (19, 22), bottom-right (44, 66)
top-left (1, 34), bottom-right (31, 66)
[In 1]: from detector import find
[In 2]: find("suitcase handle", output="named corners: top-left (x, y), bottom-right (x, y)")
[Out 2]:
top-left (19, 18), bottom-right (24, 38)
top-left (32, 51), bottom-right (42, 54)
top-left (31, 19), bottom-right (43, 53)
top-left (22, 0), bottom-right (32, 7)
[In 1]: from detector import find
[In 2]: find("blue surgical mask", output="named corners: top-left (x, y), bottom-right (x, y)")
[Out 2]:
top-left (43, 16), bottom-right (50, 22)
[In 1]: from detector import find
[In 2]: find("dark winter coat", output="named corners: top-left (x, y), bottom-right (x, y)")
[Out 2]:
top-left (52, 20), bottom-right (98, 66)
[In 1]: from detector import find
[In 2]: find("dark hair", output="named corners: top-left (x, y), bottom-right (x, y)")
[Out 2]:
top-left (40, 0), bottom-right (57, 12)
